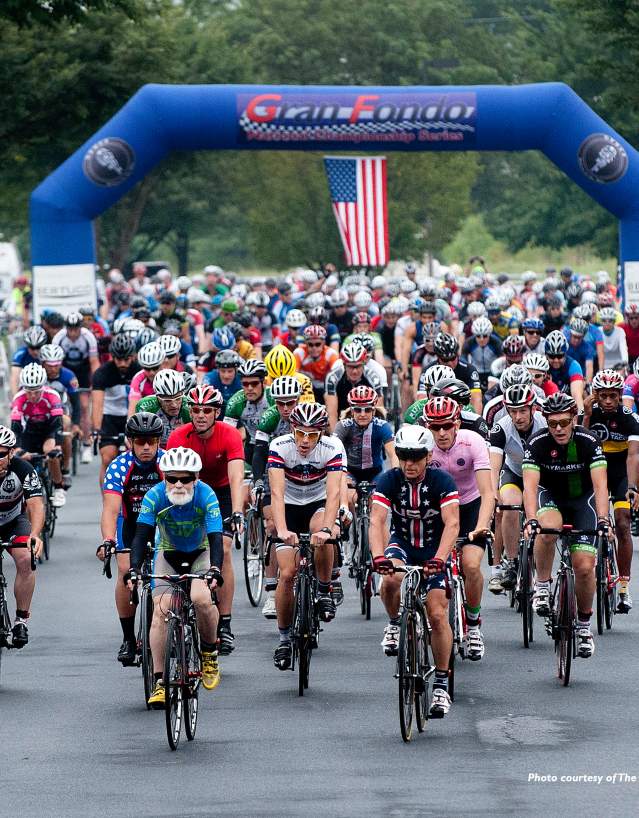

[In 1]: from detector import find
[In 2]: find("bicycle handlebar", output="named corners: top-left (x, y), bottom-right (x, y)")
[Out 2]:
top-left (0, 537), bottom-right (37, 571)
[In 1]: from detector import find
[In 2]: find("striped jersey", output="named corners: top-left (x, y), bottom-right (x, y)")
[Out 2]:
top-left (267, 434), bottom-right (346, 505)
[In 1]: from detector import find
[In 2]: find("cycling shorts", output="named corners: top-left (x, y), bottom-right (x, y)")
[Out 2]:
top-left (68, 361), bottom-right (91, 389)
top-left (346, 466), bottom-right (382, 486)
top-left (280, 500), bottom-right (325, 544)
top-left (459, 497), bottom-right (482, 545)
top-left (99, 414), bottom-right (127, 448)
top-left (607, 459), bottom-right (629, 510)
top-left (498, 466), bottom-right (523, 493)
top-left (384, 539), bottom-right (447, 595)
top-left (537, 488), bottom-right (597, 553)
top-left (21, 424), bottom-right (61, 452)
top-left (150, 548), bottom-right (209, 596)
top-left (0, 514), bottom-right (31, 542)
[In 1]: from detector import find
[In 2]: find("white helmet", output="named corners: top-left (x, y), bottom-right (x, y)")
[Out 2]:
top-left (176, 275), bottom-right (192, 292)
top-left (112, 318), bottom-right (128, 335)
top-left (353, 291), bottom-right (373, 309)
top-left (523, 352), bottom-right (549, 373)
top-left (159, 446), bottom-right (202, 474)
top-left (329, 289), bottom-right (348, 307)
top-left (0, 426), bottom-right (16, 448)
top-left (422, 365), bottom-right (456, 389)
top-left (270, 375), bottom-right (302, 400)
top-left (20, 362), bottom-right (48, 389)
top-left (158, 334), bottom-right (182, 357)
top-left (371, 275), bottom-right (386, 289)
top-left (121, 318), bottom-right (145, 338)
top-left (394, 424), bottom-right (434, 453)
top-left (305, 292), bottom-right (326, 309)
top-left (285, 309), bottom-right (307, 329)
top-left (471, 317), bottom-right (494, 336)
top-left (466, 302), bottom-right (486, 319)
top-left (153, 369), bottom-right (185, 397)
top-left (40, 344), bottom-right (65, 363)
top-left (400, 279), bottom-right (417, 294)
top-left (521, 270), bottom-right (537, 284)
top-left (138, 341), bottom-right (166, 369)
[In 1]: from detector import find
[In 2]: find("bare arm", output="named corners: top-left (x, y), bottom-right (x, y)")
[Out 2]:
top-left (384, 439), bottom-right (399, 469)
top-left (369, 502), bottom-right (389, 560)
top-left (523, 467), bottom-right (540, 522)
top-left (489, 449), bottom-right (504, 499)
top-left (100, 492), bottom-right (122, 541)
top-left (470, 389), bottom-right (482, 415)
top-left (227, 458), bottom-right (245, 515)
top-left (473, 469), bottom-right (495, 532)
top-left (25, 495), bottom-right (45, 538)
top-left (269, 467), bottom-right (289, 538)
top-left (92, 390), bottom-right (105, 430)
top-left (591, 464), bottom-right (610, 520)
top-left (321, 470), bottom-right (341, 531)
top-left (570, 379), bottom-right (585, 413)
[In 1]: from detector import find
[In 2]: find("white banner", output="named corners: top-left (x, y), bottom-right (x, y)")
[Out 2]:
top-left (32, 263), bottom-right (97, 320)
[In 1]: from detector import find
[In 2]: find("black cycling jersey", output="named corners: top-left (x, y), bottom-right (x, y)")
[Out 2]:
top-left (0, 457), bottom-right (43, 527)
top-left (92, 360), bottom-right (140, 417)
top-left (325, 369), bottom-right (382, 412)
top-left (329, 308), bottom-right (354, 341)
top-left (461, 410), bottom-right (489, 440)
top-left (421, 358), bottom-right (481, 394)
top-left (376, 320), bottom-right (396, 360)
top-left (522, 426), bottom-right (606, 500)
top-left (586, 404), bottom-right (639, 466)
top-left (542, 312), bottom-right (567, 335)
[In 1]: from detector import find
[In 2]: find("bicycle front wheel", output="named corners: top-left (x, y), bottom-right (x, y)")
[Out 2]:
top-left (555, 571), bottom-right (575, 687)
top-left (184, 620), bottom-right (201, 742)
top-left (164, 617), bottom-right (184, 750)
top-left (139, 585), bottom-right (154, 709)
top-left (605, 540), bottom-right (618, 630)
top-left (596, 543), bottom-right (606, 636)
top-left (398, 612), bottom-right (416, 742)
top-left (521, 547), bottom-right (534, 649)
top-left (414, 609), bottom-right (432, 733)
top-left (243, 508), bottom-right (264, 607)
top-left (293, 575), bottom-right (312, 696)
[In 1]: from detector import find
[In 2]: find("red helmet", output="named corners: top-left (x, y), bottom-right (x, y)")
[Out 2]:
top-left (340, 342), bottom-right (367, 364)
top-left (347, 385), bottom-right (378, 407)
top-left (303, 324), bottom-right (327, 341)
top-left (422, 396), bottom-right (461, 423)
top-left (503, 334), bottom-right (525, 358)
top-left (625, 303), bottom-right (639, 315)
top-left (187, 384), bottom-right (224, 408)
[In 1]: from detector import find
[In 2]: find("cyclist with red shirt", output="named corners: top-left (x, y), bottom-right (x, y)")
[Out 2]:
top-left (621, 304), bottom-right (639, 368)
top-left (166, 384), bottom-right (245, 655)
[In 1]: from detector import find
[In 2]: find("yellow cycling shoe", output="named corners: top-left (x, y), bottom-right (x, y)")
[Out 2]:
top-left (201, 651), bottom-right (221, 690)
top-left (148, 681), bottom-right (166, 709)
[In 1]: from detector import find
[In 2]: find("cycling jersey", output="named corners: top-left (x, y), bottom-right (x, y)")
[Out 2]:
top-left (46, 366), bottom-right (79, 421)
top-left (482, 384), bottom-right (546, 428)
top-left (252, 312), bottom-right (275, 348)
top-left (412, 345), bottom-right (437, 371)
top-left (103, 449), bottom-right (164, 548)
top-left (549, 356), bottom-right (583, 392)
top-left (462, 337), bottom-right (502, 375)
top-left (51, 328), bottom-right (98, 368)
top-left (203, 369), bottom-right (242, 403)
top-left (128, 370), bottom-right (156, 404)
top-left (93, 360), bottom-right (140, 416)
top-left (330, 308), bottom-right (356, 341)
top-left (267, 434), bottom-right (346, 505)
top-left (403, 399), bottom-right (488, 439)
top-left (586, 404), bottom-right (639, 460)
top-left (325, 363), bottom-right (382, 410)
top-left (429, 429), bottom-right (490, 504)
top-left (138, 479), bottom-right (222, 553)
top-left (255, 405), bottom-right (290, 444)
top-left (11, 348), bottom-right (39, 368)
top-left (375, 320), bottom-right (397, 360)
top-left (563, 333), bottom-right (595, 371)
top-left (421, 359), bottom-right (481, 395)
top-left (623, 374), bottom-right (639, 409)
top-left (166, 422), bottom-right (244, 489)
top-left (332, 417), bottom-right (393, 473)
top-left (0, 458), bottom-right (43, 527)
top-left (490, 311), bottom-right (519, 339)
top-left (135, 395), bottom-right (191, 446)
top-left (372, 467), bottom-right (459, 554)
top-left (621, 322), bottom-right (639, 362)
top-left (489, 413), bottom-right (548, 477)
top-left (602, 326), bottom-right (628, 369)
top-left (296, 323), bottom-right (341, 347)
top-left (294, 345), bottom-right (340, 391)
top-left (11, 387), bottom-right (64, 430)
top-left (522, 426), bottom-right (606, 499)
top-left (223, 390), bottom-right (272, 449)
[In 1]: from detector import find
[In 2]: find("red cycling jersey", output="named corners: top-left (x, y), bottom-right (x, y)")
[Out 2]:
top-left (166, 422), bottom-right (244, 488)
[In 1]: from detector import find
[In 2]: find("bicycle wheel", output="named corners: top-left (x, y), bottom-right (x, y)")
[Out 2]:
top-left (293, 575), bottom-right (312, 697)
top-left (521, 546), bottom-right (534, 649)
top-left (447, 595), bottom-right (456, 702)
top-left (359, 525), bottom-right (371, 618)
top-left (605, 540), bottom-right (618, 630)
top-left (164, 617), bottom-right (184, 751)
top-left (555, 571), bottom-right (575, 687)
top-left (595, 545), bottom-right (606, 636)
top-left (243, 508), bottom-right (264, 607)
top-left (41, 525), bottom-right (50, 562)
top-left (139, 585), bottom-right (154, 709)
top-left (398, 611), bottom-right (416, 742)
top-left (184, 619), bottom-right (201, 741)
top-left (414, 609), bottom-right (432, 733)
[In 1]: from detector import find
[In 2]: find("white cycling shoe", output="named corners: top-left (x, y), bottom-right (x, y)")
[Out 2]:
top-left (261, 593), bottom-right (277, 619)
top-left (81, 446), bottom-right (92, 465)
top-left (577, 627), bottom-right (595, 658)
top-left (429, 688), bottom-right (451, 718)
top-left (466, 627), bottom-right (485, 661)
top-left (381, 623), bottom-right (400, 656)
top-left (52, 487), bottom-right (66, 508)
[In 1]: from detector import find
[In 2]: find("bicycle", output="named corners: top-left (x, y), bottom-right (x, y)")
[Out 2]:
top-left (243, 486), bottom-right (266, 607)
top-left (595, 515), bottom-right (618, 635)
top-left (497, 503), bottom-right (535, 647)
top-left (29, 451), bottom-right (62, 561)
top-left (446, 540), bottom-right (467, 702)
top-left (0, 537), bottom-right (36, 683)
top-left (350, 481), bottom-right (377, 619)
top-left (386, 361), bottom-right (403, 433)
top-left (392, 565), bottom-right (436, 743)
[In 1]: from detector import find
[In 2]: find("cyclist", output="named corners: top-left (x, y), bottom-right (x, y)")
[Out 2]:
top-left (422, 333), bottom-right (482, 413)
top-left (223, 360), bottom-right (271, 465)
top-left (351, 333), bottom-right (388, 389)
top-left (325, 343), bottom-right (383, 430)
top-left (343, 312), bottom-right (384, 364)
top-left (125, 447), bottom-right (224, 705)
top-left (488, 384), bottom-right (547, 593)
top-left (370, 424), bottom-right (459, 718)
top-left (564, 318), bottom-right (596, 382)
top-left (545, 330), bottom-right (585, 412)
top-left (127, 341), bottom-right (166, 415)
top-left (10, 325), bottom-right (48, 395)
top-left (522, 393), bottom-right (610, 659)
top-left (203, 349), bottom-right (242, 406)
top-left (462, 316), bottom-right (502, 389)
top-left (423, 396), bottom-right (494, 660)
top-left (583, 369), bottom-right (639, 613)
top-left (328, 289), bottom-right (355, 341)
top-left (521, 317), bottom-right (546, 355)
top-left (620, 304), bottom-right (639, 368)
top-left (522, 352), bottom-right (559, 398)
top-left (52, 312), bottom-right (99, 463)
top-left (246, 291), bottom-right (276, 356)
top-left (39, 343), bottom-right (81, 476)
top-left (485, 295), bottom-right (520, 339)
top-left (277, 309), bottom-right (307, 352)
top-left (263, 344), bottom-right (315, 402)
top-left (410, 321), bottom-right (439, 396)
top-left (158, 331), bottom-right (195, 372)
top-left (599, 307), bottom-right (628, 371)
top-left (294, 325), bottom-right (339, 402)
top-left (136, 369), bottom-right (191, 447)
top-left (11, 363), bottom-right (66, 507)
top-left (488, 334), bottom-right (526, 386)
top-left (166, 385), bottom-right (245, 655)
top-left (99, 412), bottom-right (164, 665)
top-left (268, 402), bottom-right (346, 670)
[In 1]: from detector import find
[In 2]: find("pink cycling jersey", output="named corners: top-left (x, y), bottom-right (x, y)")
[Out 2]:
top-left (10, 387), bottom-right (64, 427)
top-left (129, 370), bottom-right (155, 403)
top-left (429, 428), bottom-right (490, 503)
top-left (623, 374), bottom-right (639, 409)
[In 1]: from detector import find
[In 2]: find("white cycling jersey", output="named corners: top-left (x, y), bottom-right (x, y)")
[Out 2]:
top-left (267, 433), bottom-right (346, 505)
top-left (489, 412), bottom-right (547, 476)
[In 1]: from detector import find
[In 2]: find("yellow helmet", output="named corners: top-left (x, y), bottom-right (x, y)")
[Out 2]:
top-left (265, 345), bottom-right (296, 378)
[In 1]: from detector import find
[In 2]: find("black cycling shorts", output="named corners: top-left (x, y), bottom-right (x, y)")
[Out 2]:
top-left (459, 497), bottom-right (482, 544)
top-left (99, 414), bottom-right (127, 448)
top-left (0, 514), bottom-right (31, 541)
top-left (537, 487), bottom-right (597, 551)
top-left (21, 424), bottom-right (61, 452)
top-left (282, 499), bottom-right (325, 541)
top-left (498, 465), bottom-right (523, 493)
top-left (67, 361), bottom-right (91, 389)
top-left (384, 538), bottom-right (447, 595)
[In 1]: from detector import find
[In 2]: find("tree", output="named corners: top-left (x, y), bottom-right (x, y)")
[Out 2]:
top-left (1, 0), bottom-right (137, 27)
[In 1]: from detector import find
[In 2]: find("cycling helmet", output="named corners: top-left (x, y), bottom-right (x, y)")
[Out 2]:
top-left (568, 317), bottom-right (588, 337)
top-left (248, 291), bottom-right (270, 308)
top-left (340, 342), bottom-right (367, 365)
top-left (264, 345), bottom-right (296, 378)
top-left (503, 384), bottom-right (535, 408)
top-left (499, 364), bottom-right (532, 392)
top-left (351, 333), bottom-right (375, 355)
top-left (503, 335), bottom-right (526, 357)
top-left (353, 291), bottom-right (373, 310)
top-left (239, 359), bottom-right (267, 379)
top-left (269, 376), bottom-right (302, 401)
top-left (419, 281), bottom-right (436, 298)
top-left (153, 369), bottom-right (185, 397)
top-left (566, 283), bottom-right (583, 301)
top-left (405, 262), bottom-right (417, 275)
top-left (308, 306), bottom-right (328, 325)
top-left (371, 275), bottom-right (386, 289)
top-left (158, 334), bottom-right (182, 357)
top-left (521, 317), bottom-right (544, 332)
top-left (394, 424), bottom-right (434, 454)
top-left (65, 312), bottom-right (83, 328)
top-left (182, 372), bottom-right (197, 393)
top-left (572, 305), bottom-right (591, 321)
top-left (547, 295), bottom-right (563, 309)
top-left (382, 302), bottom-right (401, 316)
top-left (399, 279), bottom-right (417, 294)
top-left (135, 327), bottom-right (158, 349)
top-left (485, 296), bottom-right (501, 312)
top-left (421, 365), bottom-right (456, 390)
top-left (187, 384), bottom-right (224, 407)
top-left (110, 334), bottom-right (136, 359)
top-left (215, 350), bottom-right (241, 368)
top-left (285, 309), bottom-right (307, 330)
top-left (544, 330), bottom-right (568, 356)
top-left (159, 447), bottom-right (202, 474)
top-left (471, 317), bottom-right (494, 337)
top-left (125, 411), bottom-right (164, 438)
top-left (543, 392), bottom-right (577, 416)
top-left (521, 271), bottom-right (537, 284)
top-left (112, 318), bottom-right (128, 336)
top-left (20, 362), bottom-right (47, 389)
top-left (433, 333), bottom-right (458, 361)
top-left (303, 324), bottom-right (327, 341)
top-left (329, 289), bottom-right (348, 308)
top-left (523, 352), bottom-right (549, 373)
top-left (423, 396), bottom-right (461, 423)
top-left (429, 378), bottom-right (471, 406)
top-left (0, 426), bottom-right (16, 448)
top-left (121, 318), bottom-right (145, 338)
top-left (592, 369), bottom-right (624, 391)
top-left (599, 307), bottom-right (617, 322)
top-left (304, 292), bottom-right (326, 309)
top-left (347, 385), bottom-right (378, 407)
top-left (39, 344), bottom-right (65, 364)
top-left (409, 296), bottom-right (424, 312)
top-left (422, 321), bottom-right (439, 339)
top-left (137, 341), bottom-right (166, 369)
top-left (23, 325), bottom-right (48, 349)
top-left (289, 402), bottom-right (329, 431)
top-left (352, 311), bottom-right (371, 327)
top-left (211, 328), bottom-right (236, 351)
top-left (625, 303), bottom-right (639, 316)
top-left (162, 320), bottom-right (182, 338)
top-left (466, 302), bottom-right (486, 319)
top-left (79, 304), bottom-right (96, 317)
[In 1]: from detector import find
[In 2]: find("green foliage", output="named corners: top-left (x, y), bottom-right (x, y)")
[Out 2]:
top-left (1, 0), bottom-right (138, 27)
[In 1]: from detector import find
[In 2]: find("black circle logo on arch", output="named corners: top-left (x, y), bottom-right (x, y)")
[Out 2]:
top-left (83, 137), bottom-right (135, 187)
top-left (578, 133), bottom-right (628, 184)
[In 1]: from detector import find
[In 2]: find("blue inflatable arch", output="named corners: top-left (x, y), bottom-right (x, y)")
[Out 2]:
top-left (29, 82), bottom-right (639, 314)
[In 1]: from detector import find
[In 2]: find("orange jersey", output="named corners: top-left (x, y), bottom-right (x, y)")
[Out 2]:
top-left (294, 345), bottom-right (339, 391)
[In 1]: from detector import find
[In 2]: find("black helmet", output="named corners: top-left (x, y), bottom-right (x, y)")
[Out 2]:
top-left (110, 333), bottom-right (136, 359)
top-left (433, 332), bottom-right (459, 361)
top-left (130, 296), bottom-right (148, 310)
top-left (429, 377), bottom-right (471, 406)
top-left (65, 312), bottom-right (83, 328)
top-left (542, 392), bottom-right (577, 416)
top-left (135, 327), bottom-right (158, 350)
top-left (125, 412), bottom-right (163, 438)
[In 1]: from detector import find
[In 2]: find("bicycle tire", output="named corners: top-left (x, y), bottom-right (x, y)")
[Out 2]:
top-left (595, 545), bottom-right (605, 636)
top-left (605, 540), bottom-right (618, 630)
top-left (139, 585), bottom-right (154, 709)
top-left (48, 505), bottom-right (57, 541)
top-left (243, 508), bottom-right (264, 607)
top-left (293, 574), bottom-right (312, 697)
top-left (359, 523), bottom-right (371, 618)
top-left (184, 618), bottom-right (201, 741)
top-left (521, 545), bottom-right (534, 649)
top-left (164, 617), bottom-right (184, 751)
top-left (447, 596), bottom-right (456, 701)
top-left (398, 611), bottom-right (416, 742)
top-left (414, 608), bottom-right (431, 733)
top-left (71, 436), bottom-right (78, 477)
top-left (42, 526), bottom-right (50, 562)
top-left (555, 570), bottom-right (575, 687)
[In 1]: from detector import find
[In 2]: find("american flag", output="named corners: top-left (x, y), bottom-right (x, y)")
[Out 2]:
top-left (323, 156), bottom-right (389, 267)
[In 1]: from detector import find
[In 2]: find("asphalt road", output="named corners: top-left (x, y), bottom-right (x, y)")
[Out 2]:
top-left (2, 461), bottom-right (639, 818)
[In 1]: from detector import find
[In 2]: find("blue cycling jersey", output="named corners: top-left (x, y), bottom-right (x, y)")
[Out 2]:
top-left (332, 417), bottom-right (393, 471)
top-left (549, 355), bottom-right (583, 392)
top-left (203, 369), bottom-right (242, 403)
top-left (138, 480), bottom-right (223, 553)
top-left (12, 347), bottom-right (39, 367)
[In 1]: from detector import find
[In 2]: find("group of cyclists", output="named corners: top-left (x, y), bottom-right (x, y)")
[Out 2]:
top-left (2, 258), bottom-right (637, 721)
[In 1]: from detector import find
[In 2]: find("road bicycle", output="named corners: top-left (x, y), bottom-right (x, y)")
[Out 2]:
top-left (446, 540), bottom-right (468, 701)
top-left (29, 450), bottom-right (62, 561)
top-left (392, 565), bottom-right (436, 743)
top-left (497, 503), bottom-right (535, 648)
top-left (243, 486), bottom-right (266, 607)
top-left (386, 361), bottom-right (403, 433)
top-left (595, 511), bottom-right (618, 635)
top-left (350, 481), bottom-right (377, 619)
top-left (0, 537), bottom-right (36, 683)
top-left (289, 533), bottom-right (322, 696)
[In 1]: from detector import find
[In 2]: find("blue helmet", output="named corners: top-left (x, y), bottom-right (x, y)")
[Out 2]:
top-left (212, 328), bottom-right (235, 350)
top-left (521, 317), bottom-right (544, 332)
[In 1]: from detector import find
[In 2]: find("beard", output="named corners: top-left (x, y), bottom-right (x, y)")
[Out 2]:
top-left (167, 484), bottom-right (195, 506)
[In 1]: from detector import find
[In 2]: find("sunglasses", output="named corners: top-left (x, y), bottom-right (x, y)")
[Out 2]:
top-left (275, 399), bottom-right (297, 408)
top-left (241, 380), bottom-right (261, 388)
top-left (306, 342), bottom-right (324, 348)
top-left (218, 366), bottom-right (238, 372)
top-left (0, 451), bottom-right (10, 460)
top-left (131, 436), bottom-right (160, 446)
top-left (165, 474), bottom-right (196, 484)
top-left (397, 449), bottom-right (428, 461)
top-left (143, 366), bottom-right (161, 374)
top-left (475, 335), bottom-right (489, 339)
top-left (547, 354), bottom-right (565, 360)
top-left (293, 429), bottom-right (321, 442)
top-left (525, 330), bottom-right (541, 336)
top-left (531, 372), bottom-right (546, 380)
top-left (428, 422), bottom-right (456, 431)
top-left (190, 406), bottom-right (215, 415)
top-left (352, 406), bottom-right (374, 414)
top-left (547, 417), bottom-right (573, 429)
